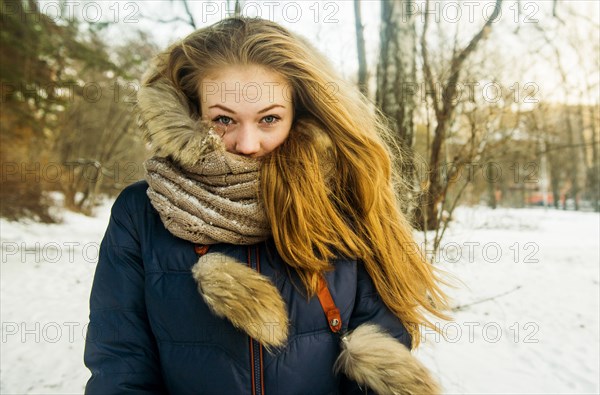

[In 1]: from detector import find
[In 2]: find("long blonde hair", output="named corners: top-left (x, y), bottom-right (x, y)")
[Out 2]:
top-left (143, 17), bottom-right (450, 347)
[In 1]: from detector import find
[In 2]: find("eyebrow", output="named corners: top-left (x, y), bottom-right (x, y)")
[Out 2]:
top-left (208, 104), bottom-right (286, 114)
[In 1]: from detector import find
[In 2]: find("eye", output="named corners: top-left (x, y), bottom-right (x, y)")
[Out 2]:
top-left (213, 115), bottom-right (233, 126)
top-left (261, 115), bottom-right (280, 124)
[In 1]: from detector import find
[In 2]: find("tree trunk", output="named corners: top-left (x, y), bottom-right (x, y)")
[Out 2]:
top-left (546, 141), bottom-right (562, 209)
top-left (487, 163), bottom-right (498, 209)
top-left (564, 107), bottom-right (580, 210)
top-left (354, 0), bottom-right (368, 97)
top-left (376, 0), bottom-right (417, 218)
top-left (589, 106), bottom-right (600, 211)
top-left (376, 0), bottom-right (416, 148)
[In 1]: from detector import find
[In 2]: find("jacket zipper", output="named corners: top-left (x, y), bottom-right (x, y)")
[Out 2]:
top-left (248, 246), bottom-right (265, 395)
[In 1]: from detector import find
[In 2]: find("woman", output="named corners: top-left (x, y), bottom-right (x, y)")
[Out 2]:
top-left (84, 17), bottom-right (449, 395)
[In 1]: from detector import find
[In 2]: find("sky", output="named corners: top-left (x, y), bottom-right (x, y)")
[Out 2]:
top-left (33, 0), bottom-right (600, 105)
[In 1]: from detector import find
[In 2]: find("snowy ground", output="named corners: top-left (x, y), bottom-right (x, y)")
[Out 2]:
top-left (416, 207), bottom-right (600, 394)
top-left (1, 201), bottom-right (599, 394)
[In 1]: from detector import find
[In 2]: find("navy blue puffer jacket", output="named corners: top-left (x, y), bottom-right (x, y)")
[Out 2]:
top-left (83, 181), bottom-right (412, 394)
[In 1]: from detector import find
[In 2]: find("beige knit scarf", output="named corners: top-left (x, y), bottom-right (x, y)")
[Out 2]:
top-left (144, 148), bottom-right (270, 245)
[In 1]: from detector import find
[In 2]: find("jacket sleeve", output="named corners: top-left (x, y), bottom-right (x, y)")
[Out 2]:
top-left (338, 260), bottom-right (413, 394)
top-left (347, 261), bottom-right (412, 347)
top-left (84, 188), bottom-right (167, 394)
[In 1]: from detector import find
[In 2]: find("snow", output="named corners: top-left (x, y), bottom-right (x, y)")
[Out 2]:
top-left (1, 202), bottom-right (112, 394)
top-left (417, 207), bottom-right (600, 394)
top-left (1, 202), bottom-right (599, 394)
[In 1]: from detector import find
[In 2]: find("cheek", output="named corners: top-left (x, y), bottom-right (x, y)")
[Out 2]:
top-left (269, 126), bottom-right (292, 150)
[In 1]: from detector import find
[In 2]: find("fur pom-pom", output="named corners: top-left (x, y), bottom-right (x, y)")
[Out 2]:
top-left (191, 253), bottom-right (289, 350)
top-left (334, 324), bottom-right (441, 395)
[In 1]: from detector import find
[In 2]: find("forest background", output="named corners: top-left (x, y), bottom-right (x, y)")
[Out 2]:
top-left (2, 0), bottom-right (598, 235)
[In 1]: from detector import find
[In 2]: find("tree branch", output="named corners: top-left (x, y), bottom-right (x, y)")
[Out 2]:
top-left (181, 0), bottom-right (197, 29)
top-left (452, 285), bottom-right (522, 311)
top-left (420, 0), bottom-right (440, 118)
top-left (444, 0), bottom-right (503, 110)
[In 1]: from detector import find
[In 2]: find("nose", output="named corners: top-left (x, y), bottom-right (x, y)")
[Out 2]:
top-left (232, 126), bottom-right (260, 156)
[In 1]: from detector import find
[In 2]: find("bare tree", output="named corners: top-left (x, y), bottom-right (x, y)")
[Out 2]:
top-left (415, 0), bottom-right (503, 230)
top-left (531, 4), bottom-right (600, 211)
top-left (141, 0), bottom-right (198, 29)
top-left (230, 0), bottom-right (243, 17)
top-left (376, 0), bottom-right (417, 149)
top-left (376, 0), bottom-right (419, 217)
top-left (53, 33), bottom-right (157, 214)
top-left (143, 0), bottom-right (244, 31)
top-left (567, 8), bottom-right (600, 212)
top-left (354, 0), bottom-right (368, 97)
top-left (56, 83), bottom-right (142, 214)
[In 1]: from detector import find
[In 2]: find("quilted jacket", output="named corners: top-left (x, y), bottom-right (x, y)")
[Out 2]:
top-left (83, 180), bottom-right (415, 394)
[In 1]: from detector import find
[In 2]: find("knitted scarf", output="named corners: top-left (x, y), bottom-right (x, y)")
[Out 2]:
top-left (144, 149), bottom-right (270, 246)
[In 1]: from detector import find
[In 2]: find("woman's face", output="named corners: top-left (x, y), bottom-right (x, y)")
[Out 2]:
top-left (199, 65), bottom-right (293, 158)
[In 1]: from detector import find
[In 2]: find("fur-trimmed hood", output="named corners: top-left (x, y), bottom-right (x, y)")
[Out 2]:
top-left (137, 76), bottom-right (222, 168)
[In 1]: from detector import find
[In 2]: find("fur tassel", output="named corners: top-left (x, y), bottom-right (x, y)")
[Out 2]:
top-left (191, 253), bottom-right (289, 350)
top-left (334, 324), bottom-right (441, 395)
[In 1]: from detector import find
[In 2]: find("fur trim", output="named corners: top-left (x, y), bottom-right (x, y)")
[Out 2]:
top-left (334, 324), bottom-right (441, 395)
top-left (137, 79), bottom-right (222, 168)
top-left (191, 252), bottom-right (289, 350)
